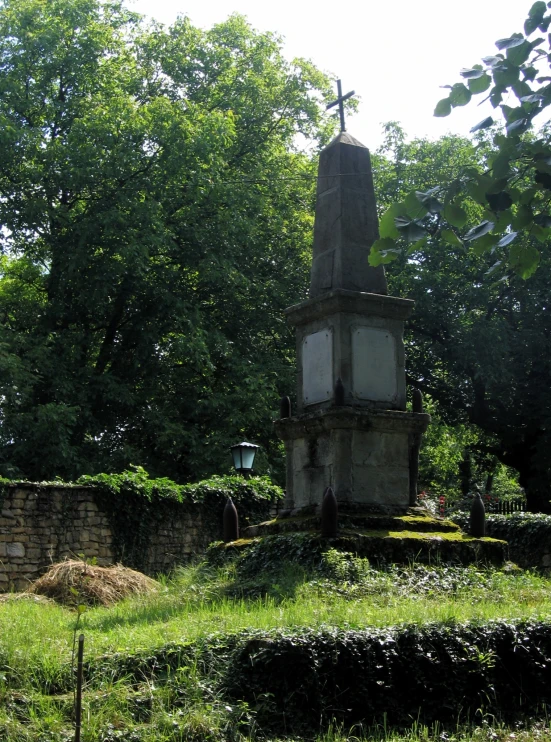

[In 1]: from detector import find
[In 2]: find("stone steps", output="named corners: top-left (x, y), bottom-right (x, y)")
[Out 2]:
top-left (236, 507), bottom-right (508, 567)
top-left (243, 507), bottom-right (461, 538)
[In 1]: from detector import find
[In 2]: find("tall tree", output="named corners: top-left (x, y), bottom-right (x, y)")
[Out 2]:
top-left (0, 0), bottom-right (334, 481)
top-left (373, 125), bottom-right (551, 513)
top-left (370, 1), bottom-right (551, 280)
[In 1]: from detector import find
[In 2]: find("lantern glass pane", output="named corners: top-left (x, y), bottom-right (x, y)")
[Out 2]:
top-left (231, 448), bottom-right (242, 470)
top-left (241, 447), bottom-right (256, 470)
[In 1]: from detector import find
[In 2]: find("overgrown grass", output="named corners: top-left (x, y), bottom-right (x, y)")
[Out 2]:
top-left (1, 551), bottom-right (551, 740)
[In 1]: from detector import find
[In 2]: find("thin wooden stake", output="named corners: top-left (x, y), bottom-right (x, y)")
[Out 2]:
top-left (75, 633), bottom-right (84, 742)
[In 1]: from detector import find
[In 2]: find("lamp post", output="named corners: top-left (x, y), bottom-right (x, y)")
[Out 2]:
top-left (230, 441), bottom-right (260, 478)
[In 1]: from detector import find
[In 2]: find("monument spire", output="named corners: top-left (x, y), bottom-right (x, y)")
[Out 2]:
top-left (309, 130), bottom-right (388, 297)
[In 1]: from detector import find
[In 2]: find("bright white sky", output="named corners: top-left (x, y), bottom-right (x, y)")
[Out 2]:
top-left (126, 0), bottom-right (530, 149)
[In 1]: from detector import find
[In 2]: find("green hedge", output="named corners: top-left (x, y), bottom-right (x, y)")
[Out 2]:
top-left (75, 619), bottom-right (551, 736)
top-left (225, 620), bottom-right (551, 734)
top-left (454, 512), bottom-right (551, 569)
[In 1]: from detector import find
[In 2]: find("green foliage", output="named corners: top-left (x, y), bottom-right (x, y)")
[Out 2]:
top-left (0, 0), bottom-right (336, 483)
top-left (76, 466), bottom-right (281, 569)
top-left (3, 556), bottom-right (551, 739)
top-left (227, 619), bottom-right (551, 735)
top-left (482, 512), bottom-right (551, 569)
top-left (371, 3), bottom-right (551, 278)
top-left (372, 126), bottom-right (551, 513)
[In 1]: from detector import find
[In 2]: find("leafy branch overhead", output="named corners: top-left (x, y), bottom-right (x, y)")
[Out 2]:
top-left (370, 1), bottom-right (551, 278)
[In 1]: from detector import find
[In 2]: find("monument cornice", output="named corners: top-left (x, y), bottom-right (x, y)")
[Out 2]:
top-left (274, 407), bottom-right (430, 440)
top-left (284, 289), bottom-right (415, 327)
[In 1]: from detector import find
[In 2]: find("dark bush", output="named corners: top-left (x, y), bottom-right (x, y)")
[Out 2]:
top-left (453, 512), bottom-right (551, 570)
top-left (225, 620), bottom-right (551, 735)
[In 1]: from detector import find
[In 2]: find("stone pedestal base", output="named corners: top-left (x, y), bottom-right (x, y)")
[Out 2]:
top-left (275, 407), bottom-right (430, 514)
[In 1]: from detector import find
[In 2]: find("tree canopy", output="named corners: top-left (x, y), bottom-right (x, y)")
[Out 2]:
top-left (0, 0), bottom-right (336, 482)
top-left (370, 1), bottom-right (551, 280)
top-left (373, 125), bottom-right (551, 513)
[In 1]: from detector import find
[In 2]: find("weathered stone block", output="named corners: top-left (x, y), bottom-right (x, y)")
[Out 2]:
top-left (7, 542), bottom-right (25, 557)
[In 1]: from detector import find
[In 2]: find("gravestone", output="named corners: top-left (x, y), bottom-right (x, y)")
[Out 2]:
top-left (275, 131), bottom-right (430, 514)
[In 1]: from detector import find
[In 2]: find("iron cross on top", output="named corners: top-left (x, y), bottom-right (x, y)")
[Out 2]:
top-left (326, 79), bottom-right (355, 132)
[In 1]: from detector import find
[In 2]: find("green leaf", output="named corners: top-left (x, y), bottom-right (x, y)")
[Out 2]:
top-left (485, 260), bottom-right (503, 276)
top-left (466, 173), bottom-right (492, 204)
top-left (460, 66), bottom-right (485, 79)
top-left (531, 223), bottom-right (551, 242)
top-left (506, 117), bottom-right (529, 135)
top-left (534, 212), bottom-right (551, 226)
top-left (512, 204), bottom-right (533, 229)
top-left (471, 233), bottom-right (500, 255)
top-left (416, 189), bottom-right (443, 213)
top-left (379, 203), bottom-right (408, 239)
top-left (490, 86), bottom-right (505, 107)
top-left (497, 231), bottom-right (518, 247)
top-left (494, 208), bottom-right (513, 232)
top-left (486, 192), bottom-right (513, 212)
top-left (470, 116), bottom-right (494, 133)
top-left (465, 220), bottom-right (495, 241)
top-left (404, 191), bottom-right (428, 219)
top-left (77, 604), bottom-right (87, 615)
top-left (468, 73), bottom-right (491, 94)
top-left (369, 238), bottom-right (399, 266)
top-left (525, 1), bottom-right (547, 34)
top-left (535, 171), bottom-right (551, 189)
top-left (482, 55), bottom-right (504, 66)
top-left (449, 83), bottom-right (472, 107)
top-left (442, 202), bottom-right (468, 228)
top-left (523, 65), bottom-right (538, 81)
top-left (493, 65), bottom-right (520, 87)
top-left (509, 243), bottom-right (540, 278)
top-left (490, 153), bottom-right (511, 178)
top-left (520, 187), bottom-right (537, 204)
top-left (525, 16), bottom-right (541, 34)
top-left (513, 80), bottom-right (534, 99)
top-left (434, 98), bottom-right (452, 117)
top-left (496, 34), bottom-right (526, 50)
top-left (394, 217), bottom-right (428, 242)
top-left (507, 40), bottom-right (532, 65)
top-left (529, 1), bottom-right (546, 19)
top-left (442, 229), bottom-right (463, 247)
top-left (407, 236), bottom-right (428, 255)
top-left (520, 93), bottom-right (543, 103)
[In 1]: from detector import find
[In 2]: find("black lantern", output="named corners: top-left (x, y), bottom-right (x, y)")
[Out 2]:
top-left (230, 441), bottom-right (260, 476)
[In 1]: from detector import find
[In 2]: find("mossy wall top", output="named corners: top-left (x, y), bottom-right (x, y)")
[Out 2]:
top-left (0, 470), bottom-right (280, 592)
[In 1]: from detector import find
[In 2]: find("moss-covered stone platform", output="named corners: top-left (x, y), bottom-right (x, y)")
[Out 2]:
top-left (230, 506), bottom-right (508, 566)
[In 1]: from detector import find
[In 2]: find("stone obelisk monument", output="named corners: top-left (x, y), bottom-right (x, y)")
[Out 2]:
top-left (275, 91), bottom-right (429, 515)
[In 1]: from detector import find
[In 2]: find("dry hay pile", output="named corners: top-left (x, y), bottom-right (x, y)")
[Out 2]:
top-left (27, 560), bottom-right (159, 607)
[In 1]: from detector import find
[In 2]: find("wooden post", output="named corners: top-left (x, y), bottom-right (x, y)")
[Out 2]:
top-left (75, 634), bottom-right (84, 742)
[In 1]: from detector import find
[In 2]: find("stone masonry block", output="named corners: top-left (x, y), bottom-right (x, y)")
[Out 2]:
top-left (7, 542), bottom-right (25, 557)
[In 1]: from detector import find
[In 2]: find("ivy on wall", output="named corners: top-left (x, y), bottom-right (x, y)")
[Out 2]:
top-left (77, 467), bottom-right (282, 570)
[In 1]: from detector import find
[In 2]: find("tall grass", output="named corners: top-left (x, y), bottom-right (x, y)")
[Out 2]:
top-left (1, 555), bottom-right (551, 740)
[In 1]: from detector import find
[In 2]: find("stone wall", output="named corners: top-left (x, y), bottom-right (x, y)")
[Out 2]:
top-left (0, 483), bottom-right (240, 592)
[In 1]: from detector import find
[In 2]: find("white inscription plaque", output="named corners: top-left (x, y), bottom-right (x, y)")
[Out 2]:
top-left (352, 327), bottom-right (397, 402)
top-left (302, 328), bottom-right (333, 405)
